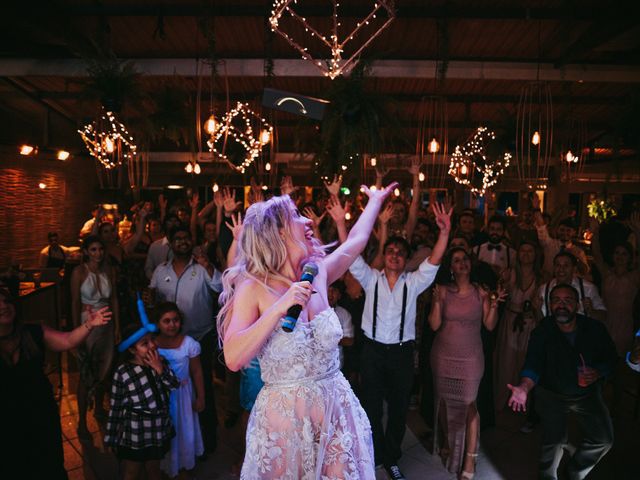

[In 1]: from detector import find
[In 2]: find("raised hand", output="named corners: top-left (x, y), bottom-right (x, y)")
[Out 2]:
top-left (222, 187), bottom-right (242, 214)
top-left (213, 190), bottom-right (224, 209)
top-left (249, 177), bottom-right (265, 205)
top-left (507, 383), bottom-right (528, 412)
top-left (158, 193), bottom-right (168, 211)
top-left (225, 212), bottom-right (244, 241)
top-left (303, 206), bottom-right (326, 228)
top-left (408, 157), bottom-right (422, 176)
top-left (189, 192), bottom-right (200, 210)
top-left (378, 202), bottom-right (394, 225)
top-left (326, 195), bottom-right (347, 223)
top-left (280, 176), bottom-right (296, 196)
top-left (431, 202), bottom-right (453, 234)
top-left (323, 174), bottom-right (342, 197)
top-left (360, 182), bottom-right (399, 204)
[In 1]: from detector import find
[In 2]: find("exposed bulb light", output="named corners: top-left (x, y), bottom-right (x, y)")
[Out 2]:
top-left (345, 212), bottom-right (352, 221)
top-left (265, 162), bottom-right (272, 171)
top-left (370, 157), bottom-right (377, 167)
top-left (212, 182), bottom-right (219, 193)
top-left (20, 145), bottom-right (35, 155)
top-left (394, 188), bottom-right (401, 197)
top-left (428, 138), bottom-right (440, 153)
top-left (341, 164), bottom-right (347, 171)
top-left (260, 129), bottom-right (271, 145)
top-left (370, 185), bottom-right (377, 191)
top-left (57, 150), bottom-right (70, 161)
top-left (204, 114), bottom-right (217, 135)
top-left (38, 182), bottom-right (46, 189)
top-left (531, 131), bottom-right (540, 146)
top-left (103, 136), bottom-right (115, 154)
top-left (418, 172), bottom-right (425, 182)
top-left (565, 150), bottom-right (577, 163)
top-left (262, 185), bottom-right (268, 191)
top-left (460, 164), bottom-right (468, 175)
top-left (185, 162), bottom-right (193, 173)
top-left (193, 163), bottom-right (201, 175)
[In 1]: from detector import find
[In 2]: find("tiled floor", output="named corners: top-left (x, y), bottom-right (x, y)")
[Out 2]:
top-left (54, 356), bottom-right (639, 479)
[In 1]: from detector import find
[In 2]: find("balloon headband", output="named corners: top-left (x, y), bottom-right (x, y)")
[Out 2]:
top-left (118, 293), bottom-right (158, 352)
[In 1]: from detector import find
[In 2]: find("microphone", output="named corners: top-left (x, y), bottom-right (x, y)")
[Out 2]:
top-left (281, 262), bottom-right (319, 332)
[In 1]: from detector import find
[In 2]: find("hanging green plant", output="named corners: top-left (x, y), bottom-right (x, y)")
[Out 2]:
top-left (84, 56), bottom-right (142, 112)
top-left (144, 84), bottom-right (194, 148)
top-left (300, 61), bottom-right (408, 181)
top-left (587, 198), bottom-right (617, 223)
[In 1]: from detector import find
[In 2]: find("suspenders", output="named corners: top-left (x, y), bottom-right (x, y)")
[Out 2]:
top-left (372, 278), bottom-right (408, 343)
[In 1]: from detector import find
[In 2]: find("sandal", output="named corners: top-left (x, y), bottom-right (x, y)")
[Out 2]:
top-left (459, 452), bottom-right (478, 480)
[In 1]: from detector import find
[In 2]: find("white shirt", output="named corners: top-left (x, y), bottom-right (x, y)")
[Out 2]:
top-left (145, 237), bottom-right (172, 279)
top-left (150, 258), bottom-right (222, 340)
top-left (536, 224), bottom-right (589, 276)
top-left (349, 255), bottom-right (440, 345)
top-left (537, 276), bottom-right (606, 317)
top-left (476, 242), bottom-right (515, 272)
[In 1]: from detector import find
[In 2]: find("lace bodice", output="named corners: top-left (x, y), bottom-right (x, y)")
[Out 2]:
top-left (259, 308), bottom-right (343, 386)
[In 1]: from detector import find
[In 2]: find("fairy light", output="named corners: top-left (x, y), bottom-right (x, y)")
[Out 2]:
top-left (394, 188), bottom-right (400, 197)
top-left (265, 162), bottom-right (272, 171)
top-left (212, 182), bottom-right (219, 193)
top-left (418, 172), bottom-right (425, 182)
top-left (370, 157), bottom-right (377, 167)
top-left (448, 126), bottom-right (512, 197)
top-left (78, 107), bottom-right (137, 169)
top-left (208, 102), bottom-right (273, 173)
top-left (345, 212), bottom-right (352, 221)
top-left (269, 0), bottom-right (396, 79)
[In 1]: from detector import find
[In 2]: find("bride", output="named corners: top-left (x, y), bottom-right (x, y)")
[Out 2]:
top-left (217, 183), bottom-right (397, 479)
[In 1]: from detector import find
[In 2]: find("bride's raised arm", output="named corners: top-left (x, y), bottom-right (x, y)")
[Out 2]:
top-left (323, 182), bottom-right (398, 285)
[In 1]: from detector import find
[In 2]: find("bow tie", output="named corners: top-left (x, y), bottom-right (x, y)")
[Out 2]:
top-left (487, 244), bottom-right (502, 252)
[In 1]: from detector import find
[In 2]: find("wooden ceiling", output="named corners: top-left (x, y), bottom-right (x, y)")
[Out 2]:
top-left (1, 0), bottom-right (639, 186)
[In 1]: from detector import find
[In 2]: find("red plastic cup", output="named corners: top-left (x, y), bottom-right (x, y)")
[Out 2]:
top-left (577, 365), bottom-right (589, 387)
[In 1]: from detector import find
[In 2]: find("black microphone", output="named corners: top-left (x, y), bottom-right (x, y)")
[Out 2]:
top-left (281, 262), bottom-right (319, 332)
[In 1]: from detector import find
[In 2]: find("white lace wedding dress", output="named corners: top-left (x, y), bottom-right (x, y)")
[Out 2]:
top-left (241, 308), bottom-right (375, 479)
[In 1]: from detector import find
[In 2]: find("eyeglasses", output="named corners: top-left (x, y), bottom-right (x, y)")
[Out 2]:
top-left (550, 297), bottom-right (577, 306)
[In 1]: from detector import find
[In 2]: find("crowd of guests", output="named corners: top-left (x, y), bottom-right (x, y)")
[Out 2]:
top-left (2, 169), bottom-right (640, 480)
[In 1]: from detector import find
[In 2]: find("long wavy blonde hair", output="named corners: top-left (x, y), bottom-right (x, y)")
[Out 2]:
top-left (216, 195), bottom-right (326, 343)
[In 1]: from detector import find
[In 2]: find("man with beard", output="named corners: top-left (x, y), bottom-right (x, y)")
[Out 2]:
top-left (507, 284), bottom-right (616, 480)
top-left (475, 215), bottom-right (516, 278)
top-left (536, 251), bottom-right (606, 322)
top-left (149, 225), bottom-right (223, 455)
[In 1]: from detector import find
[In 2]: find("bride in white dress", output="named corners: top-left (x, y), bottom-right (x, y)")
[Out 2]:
top-left (217, 183), bottom-right (397, 479)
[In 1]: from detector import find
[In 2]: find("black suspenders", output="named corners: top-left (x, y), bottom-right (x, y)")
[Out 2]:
top-left (545, 278), bottom-right (587, 314)
top-left (372, 278), bottom-right (408, 343)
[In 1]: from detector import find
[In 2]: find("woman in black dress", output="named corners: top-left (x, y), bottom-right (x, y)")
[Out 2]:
top-left (0, 286), bottom-right (111, 479)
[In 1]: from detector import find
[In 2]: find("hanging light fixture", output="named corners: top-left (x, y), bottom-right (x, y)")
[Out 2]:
top-left (193, 163), bottom-right (202, 175)
top-left (417, 96), bottom-right (448, 188)
top-left (185, 162), bottom-right (193, 173)
top-left (57, 150), bottom-right (70, 161)
top-left (78, 107), bottom-right (137, 170)
top-left (531, 131), bottom-right (541, 146)
top-left (20, 144), bottom-right (36, 155)
top-left (208, 102), bottom-right (274, 173)
top-left (260, 129), bottom-right (271, 145)
top-left (204, 114), bottom-right (217, 135)
top-left (561, 116), bottom-right (588, 182)
top-left (269, 0), bottom-right (396, 79)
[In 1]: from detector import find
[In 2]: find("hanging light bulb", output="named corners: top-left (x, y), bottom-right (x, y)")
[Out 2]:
top-left (345, 212), bottom-right (352, 221)
top-left (20, 145), bottom-right (35, 155)
top-left (418, 172), bottom-right (425, 182)
top-left (265, 162), bottom-right (272, 171)
top-left (57, 150), bottom-right (70, 161)
top-left (370, 157), bottom-right (377, 167)
top-left (428, 138), bottom-right (440, 153)
top-left (212, 182), bottom-right (219, 192)
top-left (531, 131), bottom-right (540, 146)
top-left (193, 163), bottom-right (201, 175)
top-left (394, 188), bottom-right (401, 197)
top-left (204, 114), bottom-right (217, 135)
top-left (104, 137), bottom-right (115, 154)
top-left (262, 185), bottom-right (268, 191)
top-left (260, 129), bottom-right (271, 145)
top-left (38, 182), bottom-right (47, 189)
top-left (185, 162), bottom-right (193, 173)
top-left (565, 150), bottom-right (576, 163)
top-left (460, 164), bottom-right (468, 175)
top-left (341, 165), bottom-right (348, 171)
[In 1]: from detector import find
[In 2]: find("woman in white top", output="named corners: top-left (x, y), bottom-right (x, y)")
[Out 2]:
top-left (71, 235), bottom-right (119, 440)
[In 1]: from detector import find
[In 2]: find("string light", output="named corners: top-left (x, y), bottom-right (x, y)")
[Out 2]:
top-left (269, 0), bottom-right (396, 79)
top-left (448, 126), bottom-right (512, 197)
top-left (207, 102), bottom-right (273, 173)
top-left (78, 107), bottom-right (137, 170)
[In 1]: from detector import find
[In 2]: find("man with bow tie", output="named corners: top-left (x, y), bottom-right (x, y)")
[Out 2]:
top-left (475, 215), bottom-right (516, 276)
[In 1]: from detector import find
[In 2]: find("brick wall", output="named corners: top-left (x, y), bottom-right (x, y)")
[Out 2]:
top-left (0, 153), bottom-right (100, 267)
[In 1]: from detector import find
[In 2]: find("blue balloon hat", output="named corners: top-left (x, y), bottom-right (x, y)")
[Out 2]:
top-left (118, 293), bottom-right (158, 352)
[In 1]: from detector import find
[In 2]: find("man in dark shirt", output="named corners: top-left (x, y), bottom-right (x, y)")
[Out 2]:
top-left (507, 283), bottom-right (616, 480)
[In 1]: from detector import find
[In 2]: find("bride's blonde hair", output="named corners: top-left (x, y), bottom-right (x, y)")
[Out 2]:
top-left (216, 195), bottom-right (326, 343)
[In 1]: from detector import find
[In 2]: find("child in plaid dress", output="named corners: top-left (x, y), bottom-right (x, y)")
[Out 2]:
top-left (104, 326), bottom-right (179, 480)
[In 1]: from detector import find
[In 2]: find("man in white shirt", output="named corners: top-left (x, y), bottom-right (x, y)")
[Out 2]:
top-left (475, 215), bottom-right (516, 276)
top-left (348, 204), bottom-right (451, 480)
top-left (144, 213), bottom-right (181, 279)
top-left (327, 281), bottom-right (354, 369)
top-left (534, 211), bottom-right (589, 278)
top-left (536, 251), bottom-right (605, 321)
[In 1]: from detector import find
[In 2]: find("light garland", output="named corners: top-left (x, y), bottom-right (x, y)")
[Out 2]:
top-left (448, 126), bottom-right (511, 197)
top-left (78, 107), bottom-right (137, 169)
top-left (269, 0), bottom-right (396, 79)
top-left (207, 102), bottom-right (273, 173)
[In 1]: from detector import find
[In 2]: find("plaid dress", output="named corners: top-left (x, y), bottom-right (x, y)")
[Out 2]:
top-left (104, 360), bottom-right (180, 451)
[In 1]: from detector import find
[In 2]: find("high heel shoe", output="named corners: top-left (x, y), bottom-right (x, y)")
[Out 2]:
top-left (459, 452), bottom-right (478, 480)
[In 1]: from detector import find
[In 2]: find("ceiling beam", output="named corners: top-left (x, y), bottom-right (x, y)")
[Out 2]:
top-left (3, 59), bottom-right (640, 82)
top-left (6, 5), bottom-right (614, 21)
